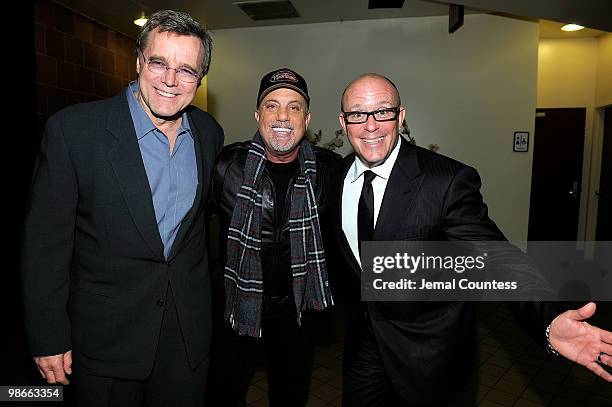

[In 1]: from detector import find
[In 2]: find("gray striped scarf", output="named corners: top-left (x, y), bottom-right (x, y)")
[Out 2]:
top-left (223, 132), bottom-right (333, 337)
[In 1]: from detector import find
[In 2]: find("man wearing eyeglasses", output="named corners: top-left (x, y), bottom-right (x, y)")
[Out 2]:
top-left (329, 73), bottom-right (612, 406)
top-left (21, 10), bottom-right (223, 406)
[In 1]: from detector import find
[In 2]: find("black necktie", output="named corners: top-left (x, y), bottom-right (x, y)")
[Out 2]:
top-left (358, 170), bottom-right (376, 255)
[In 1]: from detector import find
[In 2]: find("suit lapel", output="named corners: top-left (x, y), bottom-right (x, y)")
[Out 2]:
top-left (106, 92), bottom-right (165, 260)
top-left (337, 142), bottom-right (424, 271)
top-left (336, 155), bottom-right (363, 275)
top-left (167, 109), bottom-right (213, 261)
top-left (374, 141), bottom-right (424, 240)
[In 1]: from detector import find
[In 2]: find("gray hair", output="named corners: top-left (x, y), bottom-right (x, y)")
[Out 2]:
top-left (136, 10), bottom-right (212, 76)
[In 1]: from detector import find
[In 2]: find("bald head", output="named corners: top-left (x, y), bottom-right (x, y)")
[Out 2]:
top-left (338, 73), bottom-right (406, 167)
top-left (341, 73), bottom-right (401, 111)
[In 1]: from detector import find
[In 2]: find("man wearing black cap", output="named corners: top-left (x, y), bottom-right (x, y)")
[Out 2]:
top-left (206, 68), bottom-right (340, 406)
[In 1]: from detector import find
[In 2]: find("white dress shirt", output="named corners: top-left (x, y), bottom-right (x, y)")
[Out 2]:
top-left (342, 137), bottom-right (402, 266)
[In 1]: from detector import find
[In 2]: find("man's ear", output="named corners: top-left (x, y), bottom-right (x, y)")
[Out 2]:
top-left (254, 110), bottom-right (260, 123)
top-left (398, 106), bottom-right (406, 125)
top-left (305, 112), bottom-right (311, 128)
top-left (338, 114), bottom-right (347, 133)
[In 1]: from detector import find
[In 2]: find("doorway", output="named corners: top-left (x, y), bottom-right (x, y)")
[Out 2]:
top-left (596, 106), bottom-right (612, 241)
top-left (528, 108), bottom-right (586, 241)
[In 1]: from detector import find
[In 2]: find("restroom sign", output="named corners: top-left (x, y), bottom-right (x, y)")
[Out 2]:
top-left (513, 132), bottom-right (529, 152)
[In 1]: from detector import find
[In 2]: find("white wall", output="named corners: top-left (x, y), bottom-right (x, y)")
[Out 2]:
top-left (208, 14), bottom-right (540, 241)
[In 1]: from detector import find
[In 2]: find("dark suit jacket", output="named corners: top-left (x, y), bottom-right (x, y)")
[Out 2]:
top-left (21, 89), bottom-right (224, 380)
top-left (330, 139), bottom-right (557, 405)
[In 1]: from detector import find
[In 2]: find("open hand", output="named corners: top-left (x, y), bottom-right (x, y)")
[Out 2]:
top-left (549, 302), bottom-right (612, 381)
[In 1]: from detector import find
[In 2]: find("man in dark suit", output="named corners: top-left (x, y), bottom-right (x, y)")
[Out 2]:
top-left (21, 10), bottom-right (223, 406)
top-left (331, 73), bottom-right (612, 406)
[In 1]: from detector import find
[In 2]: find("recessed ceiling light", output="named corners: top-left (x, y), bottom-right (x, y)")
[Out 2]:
top-left (561, 24), bottom-right (584, 32)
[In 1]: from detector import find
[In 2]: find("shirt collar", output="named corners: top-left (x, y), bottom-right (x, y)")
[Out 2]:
top-left (126, 81), bottom-right (192, 140)
top-left (349, 136), bottom-right (402, 183)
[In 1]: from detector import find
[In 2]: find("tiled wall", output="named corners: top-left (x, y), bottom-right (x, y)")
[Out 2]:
top-left (34, 0), bottom-right (137, 135)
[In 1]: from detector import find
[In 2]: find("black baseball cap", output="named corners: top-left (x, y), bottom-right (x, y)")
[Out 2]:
top-left (256, 68), bottom-right (310, 108)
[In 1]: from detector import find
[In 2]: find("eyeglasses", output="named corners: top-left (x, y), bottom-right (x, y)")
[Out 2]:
top-left (141, 55), bottom-right (200, 83)
top-left (342, 106), bottom-right (401, 124)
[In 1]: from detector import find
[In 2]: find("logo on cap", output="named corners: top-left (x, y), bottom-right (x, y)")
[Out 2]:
top-left (270, 70), bottom-right (298, 83)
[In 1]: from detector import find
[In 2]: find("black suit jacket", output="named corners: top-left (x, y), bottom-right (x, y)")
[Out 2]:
top-left (330, 139), bottom-right (557, 405)
top-left (21, 89), bottom-right (224, 379)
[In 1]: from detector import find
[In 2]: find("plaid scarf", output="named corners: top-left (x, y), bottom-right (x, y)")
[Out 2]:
top-left (224, 132), bottom-right (334, 337)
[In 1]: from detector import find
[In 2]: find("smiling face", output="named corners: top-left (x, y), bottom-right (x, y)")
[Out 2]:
top-left (339, 75), bottom-right (406, 167)
top-left (255, 88), bottom-right (311, 163)
top-left (135, 28), bottom-right (203, 125)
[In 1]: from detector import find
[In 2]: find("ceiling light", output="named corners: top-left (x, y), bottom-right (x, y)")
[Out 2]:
top-left (561, 24), bottom-right (584, 32)
top-left (134, 13), bottom-right (148, 27)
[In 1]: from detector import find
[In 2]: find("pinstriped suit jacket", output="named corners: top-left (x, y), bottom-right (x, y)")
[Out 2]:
top-left (330, 140), bottom-right (557, 405)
